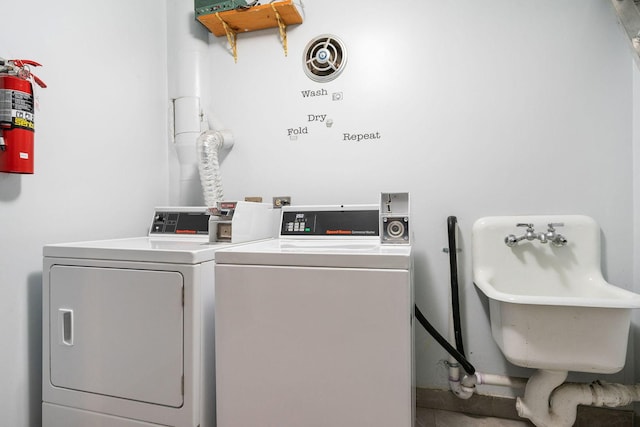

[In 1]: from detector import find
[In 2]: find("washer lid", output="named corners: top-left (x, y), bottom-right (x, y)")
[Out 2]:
top-left (214, 239), bottom-right (412, 269)
top-left (43, 236), bottom-right (232, 264)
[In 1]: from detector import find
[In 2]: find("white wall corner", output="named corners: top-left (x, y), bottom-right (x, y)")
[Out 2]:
top-left (633, 60), bottom-right (640, 400)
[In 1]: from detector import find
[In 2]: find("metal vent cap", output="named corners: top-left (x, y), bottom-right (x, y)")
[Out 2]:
top-left (302, 34), bottom-right (347, 83)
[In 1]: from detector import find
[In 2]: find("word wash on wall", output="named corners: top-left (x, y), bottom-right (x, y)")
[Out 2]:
top-left (285, 88), bottom-right (382, 142)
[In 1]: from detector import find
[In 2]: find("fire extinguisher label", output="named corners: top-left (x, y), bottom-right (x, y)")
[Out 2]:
top-left (0, 89), bottom-right (34, 131)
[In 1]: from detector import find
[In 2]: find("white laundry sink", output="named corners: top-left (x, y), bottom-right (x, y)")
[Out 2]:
top-left (472, 215), bottom-right (640, 374)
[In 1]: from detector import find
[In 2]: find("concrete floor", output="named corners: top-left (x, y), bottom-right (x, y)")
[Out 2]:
top-left (416, 407), bottom-right (533, 427)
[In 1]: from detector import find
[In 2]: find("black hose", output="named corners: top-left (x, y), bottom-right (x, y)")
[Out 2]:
top-left (413, 215), bottom-right (475, 375)
top-left (447, 216), bottom-right (466, 357)
top-left (414, 304), bottom-right (475, 375)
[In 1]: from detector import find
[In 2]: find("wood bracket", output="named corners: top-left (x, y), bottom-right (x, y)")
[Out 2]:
top-left (271, 3), bottom-right (288, 56)
top-left (215, 12), bottom-right (238, 63)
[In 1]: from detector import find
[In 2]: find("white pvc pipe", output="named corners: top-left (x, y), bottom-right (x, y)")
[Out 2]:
top-left (167, 0), bottom-right (208, 102)
top-left (167, 0), bottom-right (210, 206)
top-left (547, 383), bottom-right (595, 427)
top-left (447, 292), bottom-right (474, 399)
top-left (175, 139), bottom-right (202, 205)
top-left (516, 369), bottom-right (568, 427)
top-left (174, 96), bottom-right (204, 205)
top-left (516, 369), bottom-right (640, 427)
top-left (550, 381), bottom-right (640, 427)
top-left (448, 360), bottom-right (474, 399)
top-left (590, 381), bottom-right (640, 406)
top-left (475, 372), bottom-right (528, 389)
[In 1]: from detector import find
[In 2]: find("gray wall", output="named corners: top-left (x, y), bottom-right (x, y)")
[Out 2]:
top-left (0, 2), bottom-right (169, 425)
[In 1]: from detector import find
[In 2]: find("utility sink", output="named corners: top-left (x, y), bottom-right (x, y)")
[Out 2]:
top-left (472, 215), bottom-right (640, 374)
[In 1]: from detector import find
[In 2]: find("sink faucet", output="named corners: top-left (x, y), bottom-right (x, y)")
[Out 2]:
top-left (545, 223), bottom-right (567, 247)
top-left (504, 223), bottom-right (568, 247)
top-left (504, 223), bottom-right (536, 247)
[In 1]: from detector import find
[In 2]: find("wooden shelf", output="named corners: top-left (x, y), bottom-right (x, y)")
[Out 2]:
top-left (196, 0), bottom-right (303, 62)
top-left (197, 1), bottom-right (302, 37)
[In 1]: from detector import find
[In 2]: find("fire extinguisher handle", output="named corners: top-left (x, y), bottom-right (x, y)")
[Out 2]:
top-left (31, 73), bottom-right (47, 88)
top-left (17, 60), bottom-right (47, 88)
top-left (13, 59), bottom-right (42, 68)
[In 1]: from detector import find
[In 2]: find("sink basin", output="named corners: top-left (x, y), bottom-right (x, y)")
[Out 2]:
top-left (472, 215), bottom-right (640, 374)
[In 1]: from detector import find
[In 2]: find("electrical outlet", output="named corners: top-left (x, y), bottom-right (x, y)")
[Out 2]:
top-left (217, 223), bottom-right (232, 240)
top-left (272, 196), bottom-right (291, 208)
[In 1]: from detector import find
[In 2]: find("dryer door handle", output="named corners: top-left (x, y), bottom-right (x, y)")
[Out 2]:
top-left (58, 308), bottom-right (74, 346)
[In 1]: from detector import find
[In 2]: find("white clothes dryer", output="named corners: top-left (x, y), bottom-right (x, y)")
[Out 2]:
top-left (214, 204), bottom-right (414, 427)
top-left (42, 206), bottom-right (274, 427)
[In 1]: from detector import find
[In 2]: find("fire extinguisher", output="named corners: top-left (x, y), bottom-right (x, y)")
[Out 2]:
top-left (0, 58), bottom-right (46, 174)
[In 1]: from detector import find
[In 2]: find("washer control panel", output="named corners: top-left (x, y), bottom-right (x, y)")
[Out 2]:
top-left (280, 207), bottom-right (379, 237)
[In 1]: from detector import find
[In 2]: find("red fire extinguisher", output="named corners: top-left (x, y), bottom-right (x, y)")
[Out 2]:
top-left (0, 58), bottom-right (46, 174)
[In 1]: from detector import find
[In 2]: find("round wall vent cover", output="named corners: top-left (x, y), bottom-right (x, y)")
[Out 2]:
top-left (302, 34), bottom-right (347, 83)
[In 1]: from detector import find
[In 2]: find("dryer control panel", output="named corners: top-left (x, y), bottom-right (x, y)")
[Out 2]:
top-left (149, 207), bottom-right (209, 235)
top-left (280, 206), bottom-right (379, 237)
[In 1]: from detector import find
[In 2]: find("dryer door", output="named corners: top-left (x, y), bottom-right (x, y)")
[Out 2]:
top-left (48, 265), bottom-right (184, 407)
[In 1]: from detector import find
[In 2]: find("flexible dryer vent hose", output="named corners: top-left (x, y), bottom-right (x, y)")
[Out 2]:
top-left (197, 130), bottom-right (225, 207)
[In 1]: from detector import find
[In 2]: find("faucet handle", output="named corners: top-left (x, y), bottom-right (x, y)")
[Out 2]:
top-left (516, 223), bottom-right (534, 229)
top-left (547, 222), bottom-right (564, 229)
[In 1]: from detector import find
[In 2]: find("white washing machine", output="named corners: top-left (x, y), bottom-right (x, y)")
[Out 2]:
top-left (42, 206), bottom-right (274, 427)
top-left (214, 204), bottom-right (414, 427)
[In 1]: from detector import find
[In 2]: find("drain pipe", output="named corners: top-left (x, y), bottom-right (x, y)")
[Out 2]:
top-left (444, 216), bottom-right (527, 399)
top-left (516, 369), bottom-right (640, 427)
top-left (552, 381), bottom-right (640, 425)
top-left (447, 356), bottom-right (528, 399)
top-left (516, 370), bottom-right (569, 426)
